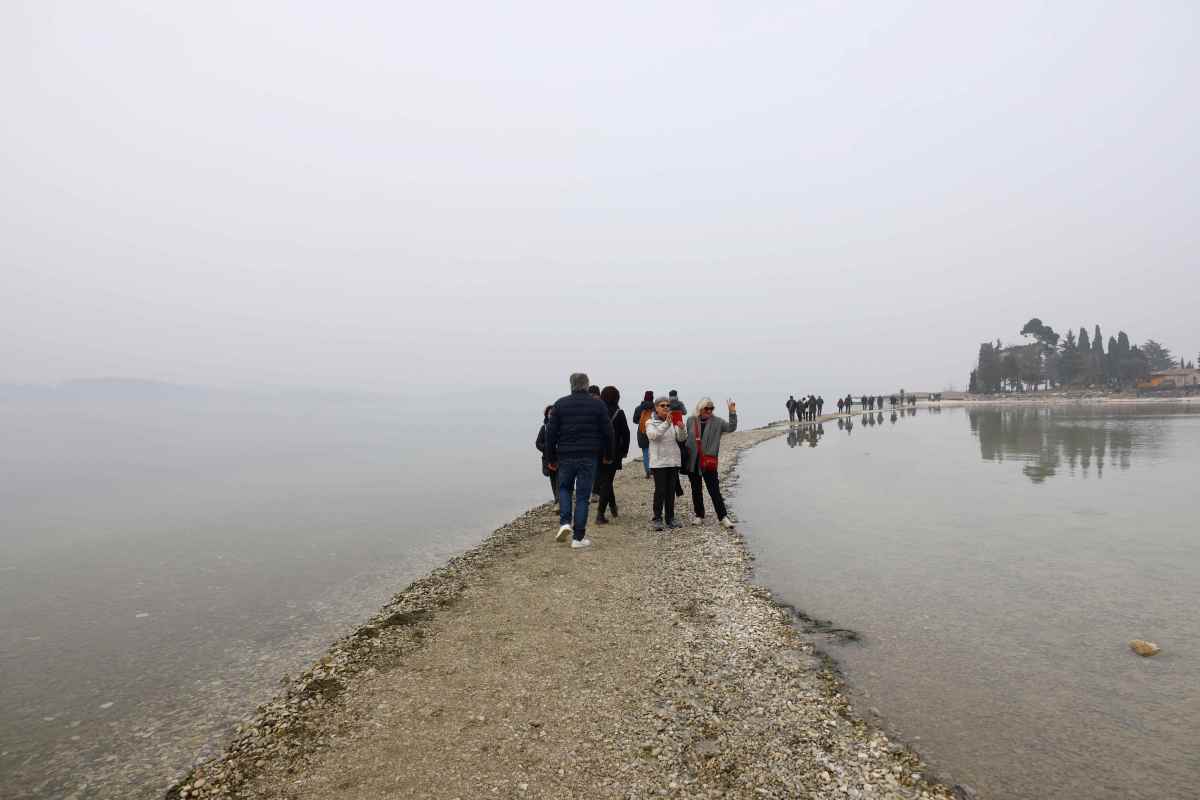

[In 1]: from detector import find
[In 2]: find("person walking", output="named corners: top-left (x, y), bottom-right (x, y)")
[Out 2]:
top-left (545, 372), bottom-right (615, 550)
top-left (534, 405), bottom-right (557, 504)
top-left (836, 397), bottom-right (844, 414)
top-left (684, 397), bottom-right (738, 529)
top-left (786, 395), bottom-right (796, 425)
top-left (631, 390), bottom-right (655, 478)
top-left (817, 395), bottom-right (824, 417)
top-left (594, 386), bottom-right (630, 524)
top-left (645, 396), bottom-right (687, 531)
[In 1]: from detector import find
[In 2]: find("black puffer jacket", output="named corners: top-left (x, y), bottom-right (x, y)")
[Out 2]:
top-left (546, 390), bottom-right (615, 462)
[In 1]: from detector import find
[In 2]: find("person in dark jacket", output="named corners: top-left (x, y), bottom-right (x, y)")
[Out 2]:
top-left (786, 395), bottom-right (796, 425)
top-left (594, 386), bottom-right (631, 524)
top-left (667, 391), bottom-right (687, 497)
top-left (545, 372), bottom-right (615, 549)
top-left (817, 395), bottom-right (824, 416)
top-left (534, 405), bottom-right (557, 503)
top-left (631, 390), bottom-right (655, 478)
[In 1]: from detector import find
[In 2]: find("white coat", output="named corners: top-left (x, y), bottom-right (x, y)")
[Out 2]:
top-left (644, 415), bottom-right (687, 468)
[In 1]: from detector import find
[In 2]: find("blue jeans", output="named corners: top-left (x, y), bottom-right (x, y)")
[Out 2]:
top-left (556, 457), bottom-right (596, 540)
top-left (641, 446), bottom-right (650, 476)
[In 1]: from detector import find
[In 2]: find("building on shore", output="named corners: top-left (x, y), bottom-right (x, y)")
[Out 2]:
top-left (1138, 368), bottom-right (1200, 390)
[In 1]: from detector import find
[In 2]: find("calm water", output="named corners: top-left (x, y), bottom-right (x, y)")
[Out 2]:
top-left (737, 404), bottom-right (1200, 800)
top-left (0, 384), bottom-right (553, 799)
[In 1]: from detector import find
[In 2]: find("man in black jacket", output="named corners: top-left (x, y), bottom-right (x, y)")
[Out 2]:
top-left (546, 372), bottom-right (615, 550)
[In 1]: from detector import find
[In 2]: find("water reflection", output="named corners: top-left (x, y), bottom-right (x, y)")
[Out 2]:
top-left (968, 407), bottom-right (1168, 484)
top-left (787, 423), bottom-right (825, 447)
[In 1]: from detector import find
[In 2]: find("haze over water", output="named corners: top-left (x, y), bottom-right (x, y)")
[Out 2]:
top-left (737, 404), bottom-right (1200, 800)
top-left (0, 383), bottom-right (556, 799)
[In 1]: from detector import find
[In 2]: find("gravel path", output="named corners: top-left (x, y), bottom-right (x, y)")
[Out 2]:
top-left (168, 423), bottom-right (962, 800)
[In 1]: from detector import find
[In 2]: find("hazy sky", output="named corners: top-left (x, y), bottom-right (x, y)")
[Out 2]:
top-left (3, 1), bottom-right (1197, 400)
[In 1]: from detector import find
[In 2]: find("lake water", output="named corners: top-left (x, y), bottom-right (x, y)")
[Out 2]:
top-left (0, 384), bottom-right (554, 799)
top-left (737, 404), bottom-right (1200, 800)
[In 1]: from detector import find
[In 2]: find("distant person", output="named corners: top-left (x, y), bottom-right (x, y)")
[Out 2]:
top-left (545, 372), bottom-right (615, 550)
top-left (588, 385), bottom-right (601, 399)
top-left (786, 395), bottom-right (796, 424)
top-left (809, 394), bottom-right (817, 420)
top-left (684, 397), bottom-right (738, 529)
top-left (594, 386), bottom-right (631, 525)
top-left (667, 389), bottom-right (685, 414)
top-left (534, 405), bottom-right (557, 504)
top-left (668, 390), bottom-right (687, 497)
top-left (861, 395), bottom-right (868, 411)
top-left (631, 390), bottom-right (656, 478)
top-left (817, 395), bottom-right (824, 416)
top-left (836, 397), bottom-right (844, 414)
top-left (645, 396), bottom-right (687, 531)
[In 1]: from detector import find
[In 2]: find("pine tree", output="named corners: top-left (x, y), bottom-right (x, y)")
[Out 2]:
top-left (1059, 329), bottom-right (1078, 384)
top-left (1141, 340), bottom-right (1174, 371)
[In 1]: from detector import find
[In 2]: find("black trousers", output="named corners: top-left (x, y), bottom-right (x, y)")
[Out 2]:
top-left (595, 463), bottom-right (619, 517)
top-left (652, 467), bottom-right (679, 522)
top-left (688, 469), bottom-right (727, 520)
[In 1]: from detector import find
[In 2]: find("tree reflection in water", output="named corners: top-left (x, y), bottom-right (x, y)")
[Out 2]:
top-left (967, 407), bottom-right (1168, 483)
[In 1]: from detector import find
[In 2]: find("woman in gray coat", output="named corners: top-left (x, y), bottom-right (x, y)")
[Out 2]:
top-left (683, 396), bottom-right (738, 528)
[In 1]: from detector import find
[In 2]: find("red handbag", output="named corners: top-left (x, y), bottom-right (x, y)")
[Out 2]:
top-left (694, 419), bottom-right (718, 472)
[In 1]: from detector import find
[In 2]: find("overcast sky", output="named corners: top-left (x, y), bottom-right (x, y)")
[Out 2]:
top-left (2, 1), bottom-right (1197, 401)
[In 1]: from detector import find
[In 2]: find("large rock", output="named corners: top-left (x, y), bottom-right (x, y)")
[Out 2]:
top-left (1129, 639), bottom-right (1160, 657)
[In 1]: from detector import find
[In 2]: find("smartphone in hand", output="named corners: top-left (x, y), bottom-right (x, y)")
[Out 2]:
top-left (671, 410), bottom-right (684, 426)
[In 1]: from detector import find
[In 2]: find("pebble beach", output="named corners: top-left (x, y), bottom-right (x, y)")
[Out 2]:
top-left (166, 422), bottom-right (967, 800)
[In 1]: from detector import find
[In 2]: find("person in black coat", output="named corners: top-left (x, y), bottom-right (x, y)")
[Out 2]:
top-left (534, 405), bottom-right (557, 503)
top-left (546, 372), bottom-right (616, 547)
top-left (594, 386), bottom-right (631, 523)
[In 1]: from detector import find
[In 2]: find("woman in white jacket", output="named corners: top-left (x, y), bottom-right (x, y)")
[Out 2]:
top-left (645, 395), bottom-right (688, 530)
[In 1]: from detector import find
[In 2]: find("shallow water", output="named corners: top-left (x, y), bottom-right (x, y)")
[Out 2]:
top-left (737, 405), bottom-right (1200, 799)
top-left (0, 386), bottom-right (553, 799)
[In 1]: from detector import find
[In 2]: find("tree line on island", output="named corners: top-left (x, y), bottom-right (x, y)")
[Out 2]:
top-left (969, 318), bottom-right (1194, 393)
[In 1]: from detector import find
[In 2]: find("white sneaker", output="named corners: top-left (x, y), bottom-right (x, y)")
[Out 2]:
top-left (555, 524), bottom-right (572, 542)
top-left (720, 517), bottom-right (735, 530)
top-left (691, 517), bottom-right (703, 526)
top-left (570, 538), bottom-right (592, 549)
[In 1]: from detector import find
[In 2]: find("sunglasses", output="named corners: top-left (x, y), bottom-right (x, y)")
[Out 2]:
top-left (702, 406), bottom-right (714, 411)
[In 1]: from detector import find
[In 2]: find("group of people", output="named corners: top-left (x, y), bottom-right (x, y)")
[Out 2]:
top-left (785, 394), bottom-right (823, 423)
top-left (536, 373), bottom-right (738, 550)
top-left (787, 393), bottom-right (924, 418)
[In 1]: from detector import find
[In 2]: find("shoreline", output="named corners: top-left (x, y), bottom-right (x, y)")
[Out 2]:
top-left (167, 421), bottom-right (962, 800)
